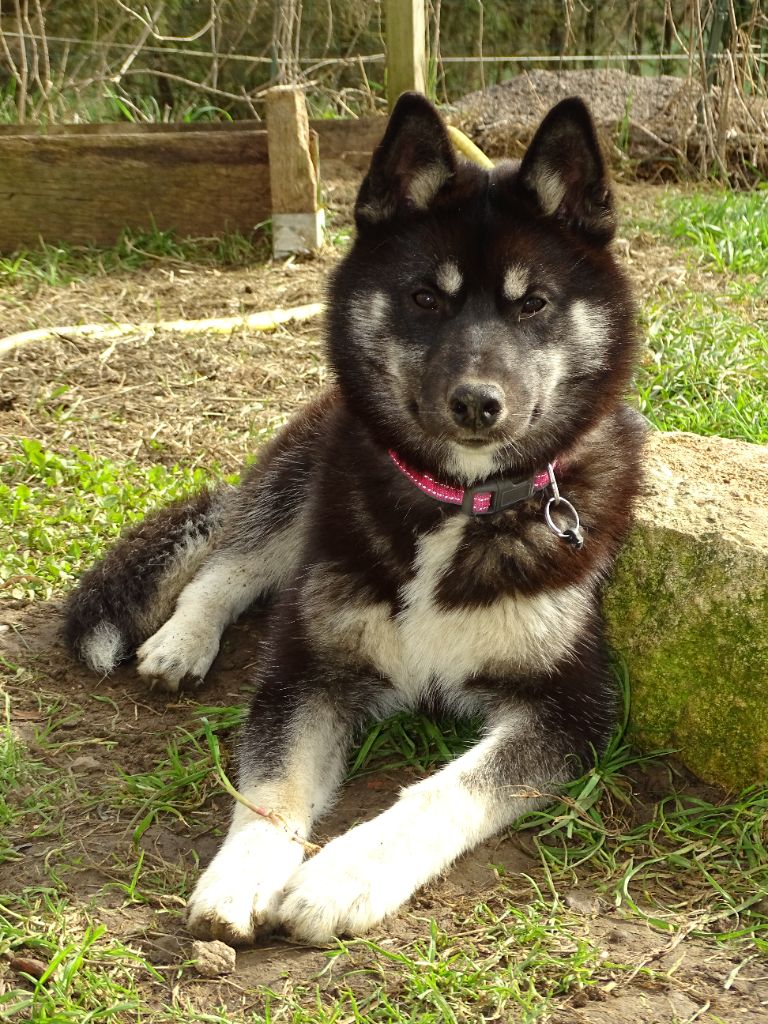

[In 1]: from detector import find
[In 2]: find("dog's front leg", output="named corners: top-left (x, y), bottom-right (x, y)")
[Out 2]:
top-left (187, 667), bottom-right (375, 945)
top-left (278, 682), bottom-right (611, 944)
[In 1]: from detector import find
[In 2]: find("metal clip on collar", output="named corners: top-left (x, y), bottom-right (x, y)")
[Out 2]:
top-left (543, 463), bottom-right (584, 549)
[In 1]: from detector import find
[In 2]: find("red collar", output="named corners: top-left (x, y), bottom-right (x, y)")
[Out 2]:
top-left (388, 449), bottom-right (555, 515)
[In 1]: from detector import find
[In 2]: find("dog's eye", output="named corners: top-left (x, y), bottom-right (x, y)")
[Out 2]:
top-left (520, 295), bottom-right (547, 319)
top-left (413, 290), bottom-right (439, 311)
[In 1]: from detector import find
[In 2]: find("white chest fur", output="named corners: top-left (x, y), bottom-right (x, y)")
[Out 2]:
top-left (307, 516), bottom-right (592, 703)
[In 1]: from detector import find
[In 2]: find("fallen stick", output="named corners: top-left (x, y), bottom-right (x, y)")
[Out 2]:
top-left (0, 301), bottom-right (325, 357)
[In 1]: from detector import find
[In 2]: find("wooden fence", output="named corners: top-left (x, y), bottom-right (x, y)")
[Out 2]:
top-left (0, 99), bottom-right (386, 254)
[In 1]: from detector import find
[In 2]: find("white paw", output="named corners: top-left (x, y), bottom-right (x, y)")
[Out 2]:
top-left (278, 820), bottom-right (416, 944)
top-left (137, 613), bottom-right (221, 691)
top-left (187, 819), bottom-right (305, 945)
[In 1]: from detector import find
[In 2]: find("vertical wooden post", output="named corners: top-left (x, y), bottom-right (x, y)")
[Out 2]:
top-left (386, 0), bottom-right (427, 109)
top-left (265, 86), bottom-right (324, 257)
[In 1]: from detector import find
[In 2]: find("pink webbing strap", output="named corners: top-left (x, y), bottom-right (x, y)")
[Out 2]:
top-left (389, 449), bottom-right (555, 514)
top-left (388, 449), bottom-right (485, 510)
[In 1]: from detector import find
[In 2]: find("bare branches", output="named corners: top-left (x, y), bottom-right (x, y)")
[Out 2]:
top-left (0, 0), bottom-right (764, 180)
top-left (274, 0), bottom-right (304, 84)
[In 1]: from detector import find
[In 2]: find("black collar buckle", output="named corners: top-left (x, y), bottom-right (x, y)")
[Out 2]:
top-left (461, 475), bottom-right (537, 515)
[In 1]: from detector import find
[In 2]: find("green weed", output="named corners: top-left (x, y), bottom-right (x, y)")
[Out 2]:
top-left (0, 895), bottom-right (165, 1023)
top-left (349, 712), bottom-right (478, 779)
top-left (0, 691), bottom-right (84, 878)
top-left (512, 701), bottom-right (768, 944)
top-left (0, 441), bottom-right (230, 600)
top-left (666, 189), bottom-right (768, 276)
top-left (107, 703), bottom-right (245, 844)
top-left (317, 905), bottom-right (608, 1024)
top-left (634, 291), bottom-right (768, 443)
top-left (0, 226), bottom-right (268, 294)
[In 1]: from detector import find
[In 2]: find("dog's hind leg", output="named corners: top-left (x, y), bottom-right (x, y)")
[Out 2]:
top-left (65, 391), bottom-right (334, 685)
top-left (135, 515), bottom-right (304, 691)
top-left (133, 413), bottom-right (320, 690)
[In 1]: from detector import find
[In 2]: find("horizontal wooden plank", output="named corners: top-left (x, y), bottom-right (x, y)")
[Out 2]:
top-left (311, 117), bottom-right (386, 159)
top-left (0, 116), bottom-right (387, 157)
top-left (0, 130), bottom-right (270, 251)
top-left (0, 120), bottom-right (265, 137)
top-left (0, 118), bottom-right (384, 251)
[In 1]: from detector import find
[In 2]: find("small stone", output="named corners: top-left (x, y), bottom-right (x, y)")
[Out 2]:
top-left (69, 755), bottom-right (102, 772)
top-left (563, 890), bottom-right (602, 917)
top-left (191, 939), bottom-right (236, 977)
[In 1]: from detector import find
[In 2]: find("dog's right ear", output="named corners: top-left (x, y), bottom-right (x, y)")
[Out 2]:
top-left (355, 92), bottom-right (457, 227)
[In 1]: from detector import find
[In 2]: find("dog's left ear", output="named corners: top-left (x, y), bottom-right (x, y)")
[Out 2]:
top-left (517, 98), bottom-right (615, 242)
top-left (355, 92), bottom-right (457, 226)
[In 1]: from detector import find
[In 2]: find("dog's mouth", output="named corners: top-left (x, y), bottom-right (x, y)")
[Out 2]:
top-left (455, 437), bottom-right (494, 448)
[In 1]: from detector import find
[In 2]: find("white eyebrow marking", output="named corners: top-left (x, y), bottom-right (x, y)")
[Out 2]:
top-left (436, 260), bottom-right (463, 296)
top-left (369, 291), bottom-right (389, 325)
top-left (502, 264), bottom-right (529, 301)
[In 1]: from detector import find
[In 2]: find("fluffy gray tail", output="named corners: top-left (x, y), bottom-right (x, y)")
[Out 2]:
top-left (64, 487), bottom-right (227, 675)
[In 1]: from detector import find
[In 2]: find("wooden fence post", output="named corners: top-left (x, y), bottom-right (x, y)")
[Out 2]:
top-left (265, 86), bottom-right (324, 257)
top-left (386, 0), bottom-right (427, 109)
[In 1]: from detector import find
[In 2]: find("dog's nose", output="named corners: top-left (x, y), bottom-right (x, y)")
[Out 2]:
top-left (449, 384), bottom-right (505, 431)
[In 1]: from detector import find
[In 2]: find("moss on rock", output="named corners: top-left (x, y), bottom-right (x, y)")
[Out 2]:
top-left (603, 431), bottom-right (768, 790)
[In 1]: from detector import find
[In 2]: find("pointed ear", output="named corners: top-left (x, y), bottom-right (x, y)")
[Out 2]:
top-left (517, 98), bottom-right (615, 242)
top-left (355, 92), bottom-right (457, 226)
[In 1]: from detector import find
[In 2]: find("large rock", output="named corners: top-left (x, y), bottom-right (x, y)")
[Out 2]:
top-left (604, 431), bottom-right (767, 789)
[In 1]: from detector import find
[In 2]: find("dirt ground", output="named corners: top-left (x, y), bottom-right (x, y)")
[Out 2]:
top-left (1, 178), bottom-right (766, 1021)
top-left (3, 600), bottom-right (765, 1023)
top-left (0, 181), bottom-right (716, 474)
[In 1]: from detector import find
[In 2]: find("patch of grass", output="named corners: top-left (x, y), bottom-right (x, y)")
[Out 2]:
top-left (521, 771), bottom-right (768, 946)
top-left (0, 225), bottom-right (269, 294)
top-left (109, 703), bottom-right (245, 844)
top-left (666, 189), bottom-right (768, 276)
top-left (349, 712), bottom-right (478, 779)
top-left (625, 188), bottom-right (768, 443)
top-left (0, 440), bottom-right (231, 601)
top-left (0, 683), bottom-right (44, 861)
top-left (0, 679), bottom-right (80, 865)
top-left (512, 688), bottom-right (768, 946)
top-left (304, 906), bottom-right (614, 1024)
top-left (0, 894), bottom-right (166, 1023)
top-left (634, 291), bottom-right (768, 443)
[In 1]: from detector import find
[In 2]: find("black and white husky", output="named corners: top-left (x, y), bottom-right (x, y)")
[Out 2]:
top-left (65, 94), bottom-right (644, 945)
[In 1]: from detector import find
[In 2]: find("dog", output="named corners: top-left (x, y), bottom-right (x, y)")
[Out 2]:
top-left (64, 92), bottom-right (644, 945)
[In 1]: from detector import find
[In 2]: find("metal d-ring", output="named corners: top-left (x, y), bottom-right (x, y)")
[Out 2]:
top-left (544, 496), bottom-right (584, 549)
top-left (544, 463), bottom-right (584, 548)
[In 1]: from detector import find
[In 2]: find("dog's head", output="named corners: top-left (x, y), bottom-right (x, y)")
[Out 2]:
top-left (327, 93), bottom-right (638, 482)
